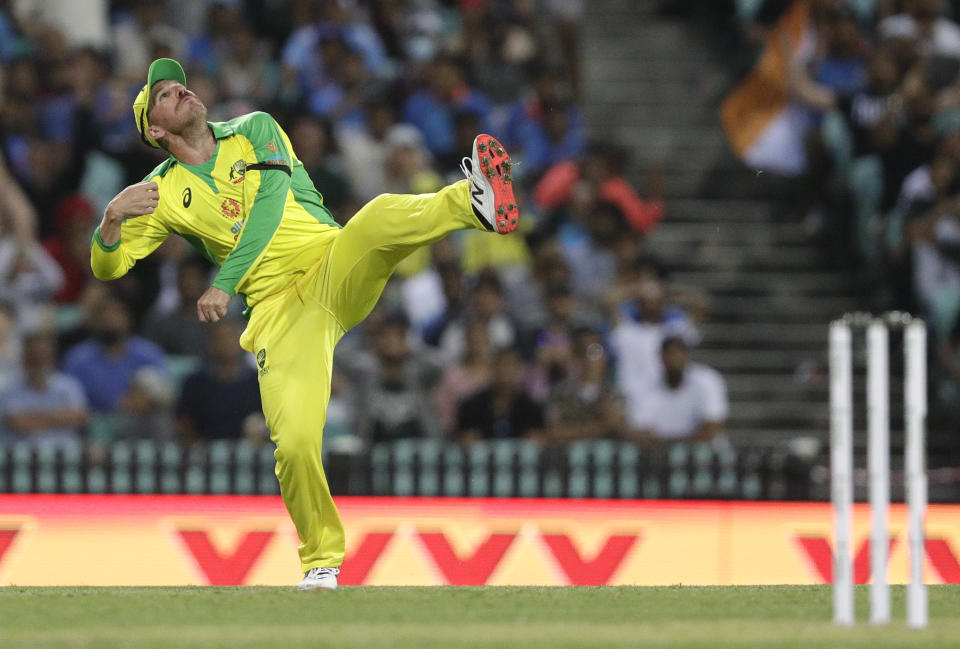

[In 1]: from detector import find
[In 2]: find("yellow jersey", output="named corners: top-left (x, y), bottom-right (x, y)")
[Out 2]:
top-left (90, 111), bottom-right (341, 308)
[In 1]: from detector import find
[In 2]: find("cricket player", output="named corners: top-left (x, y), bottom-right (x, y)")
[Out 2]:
top-left (91, 59), bottom-right (519, 590)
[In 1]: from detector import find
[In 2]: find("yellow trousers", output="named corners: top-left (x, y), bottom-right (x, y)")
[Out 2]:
top-left (238, 180), bottom-right (483, 572)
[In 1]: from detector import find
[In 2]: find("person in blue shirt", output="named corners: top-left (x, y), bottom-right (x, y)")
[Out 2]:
top-left (62, 294), bottom-right (167, 412)
top-left (403, 55), bottom-right (491, 159)
top-left (502, 68), bottom-right (585, 179)
top-left (0, 332), bottom-right (88, 449)
top-left (177, 320), bottom-right (262, 443)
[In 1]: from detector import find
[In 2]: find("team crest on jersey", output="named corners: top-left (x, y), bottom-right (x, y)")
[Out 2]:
top-left (267, 140), bottom-right (277, 153)
top-left (229, 159), bottom-right (246, 184)
top-left (256, 348), bottom-right (269, 376)
top-left (220, 198), bottom-right (242, 220)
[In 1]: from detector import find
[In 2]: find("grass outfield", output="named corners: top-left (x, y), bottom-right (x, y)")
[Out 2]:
top-left (2, 585), bottom-right (959, 648)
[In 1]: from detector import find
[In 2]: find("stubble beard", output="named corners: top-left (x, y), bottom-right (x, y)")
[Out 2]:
top-left (179, 101), bottom-right (209, 139)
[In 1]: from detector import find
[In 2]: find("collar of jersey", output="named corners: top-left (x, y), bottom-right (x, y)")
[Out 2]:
top-left (208, 121), bottom-right (235, 139)
top-left (171, 121), bottom-right (234, 193)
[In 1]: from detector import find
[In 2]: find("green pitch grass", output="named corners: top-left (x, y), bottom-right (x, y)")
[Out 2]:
top-left (2, 585), bottom-right (959, 648)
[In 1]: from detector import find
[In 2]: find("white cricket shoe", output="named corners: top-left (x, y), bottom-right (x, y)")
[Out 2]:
top-left (298, 566), bottom-right (340, 590)
top-left (459, 134), bottom-right (519, 234)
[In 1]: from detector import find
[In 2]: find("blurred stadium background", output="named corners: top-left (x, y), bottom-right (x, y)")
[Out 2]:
top-left (1, 0), bottom-right (960, 595)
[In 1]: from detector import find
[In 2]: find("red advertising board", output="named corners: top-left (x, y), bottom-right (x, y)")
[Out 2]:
top-left (1, 496), bottom-right (959, 586)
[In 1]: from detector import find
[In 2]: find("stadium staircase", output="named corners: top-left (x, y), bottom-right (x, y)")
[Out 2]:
top-left (582, 1), bottom-right (864, 451)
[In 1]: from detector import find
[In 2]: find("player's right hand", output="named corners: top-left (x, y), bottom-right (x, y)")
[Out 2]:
top-left (104, 181), bottom-right (159, 222)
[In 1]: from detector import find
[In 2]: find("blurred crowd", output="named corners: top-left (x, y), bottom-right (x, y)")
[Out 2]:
top-left (0, 0), bottom-right (729, 457)
top-left (732, 0), bottom-right (960, 428)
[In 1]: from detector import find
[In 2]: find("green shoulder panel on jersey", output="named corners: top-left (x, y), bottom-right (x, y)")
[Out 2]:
top-left (141, 157), bottom-right (178, 182)
top-left (226, 111), bottom-right (293, 167)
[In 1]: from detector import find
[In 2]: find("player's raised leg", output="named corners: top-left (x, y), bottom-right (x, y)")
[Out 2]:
top-left (311, 134), bottom-right (518, 330)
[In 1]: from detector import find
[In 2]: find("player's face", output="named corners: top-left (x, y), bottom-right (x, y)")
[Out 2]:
top-left (148, 79), bottom-right (207, 137)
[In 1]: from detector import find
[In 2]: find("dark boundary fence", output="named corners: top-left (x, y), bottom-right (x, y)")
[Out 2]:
top-left (0, 439), bottom-right (819, 500)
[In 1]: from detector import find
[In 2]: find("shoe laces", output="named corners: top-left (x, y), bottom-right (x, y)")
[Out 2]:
top-left (459, 156), bottom-right (475, 180)
top-left (306, 567), bottom-right (340, 578)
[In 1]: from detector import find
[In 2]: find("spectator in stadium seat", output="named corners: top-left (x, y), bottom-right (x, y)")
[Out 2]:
top-left (529, 282), bottom-right (578, 399)
top-left (43, 194), bottom-right (98, 305)
top-left (830, 46), bottom-right (902, 268)
top-left (438, 269), bottom-right (516, 364)
top-left (511, 97), bottom-right (585, 180)
top-left (400, 240), bottom-right (459, 338)
top-left (0, 234), bottom-right (64, 330)
top-left (503, 67), bottom-right (570, 147)
top-left (217, 21), bottom-right (279, 106)
top-left (382, 124), bottom-right (444, 196)
top-left (111, 1), bottom-right (188, 84)
top-left (62, 295), bottom-right (167, 412)
top-left (280, 1), bottom-right (388, 98)
top-left (878, 0), bottom-right (960, 60)
top-left (462, 3), bottom-right (540, 105)
top-left (177, 320), bottom-right (263, 443)
top-left (546, 326), bottom-right (625, 443)
top-left (502, 232), bottom-right (569, 336)
top-left (625, 336), bottom-right (728, 445)
top-left (289, 115), bottom-right (355, 217)
top-left (336, 98), bottom-right (399, 203)
top-left (433, 320), bottom-right (493, 436)
top-left (403, 54), bottom-right (491, 159)
top-left (340, 313), bottom-right (444, 445)
top-left (110, 365), bottom-right (177, 441)
top-left (142, 255), bottom-right (212, 357)
top-left (557, 200), bottom-right (625, 305)
top-left (533, 142), bottom-right (664, 236)
top-left (0, 332), bottom-right (87, 449)
top-left (0, 304), bottom-right (21, 394)
top-left (608, 277), bottom-right (701, 430)
top-left (456, 347), bottom-right (545, 443)
top-left (904, 159), bottom-right (960, 335)
top-left (184, 1), bottom-right (239, 69)
top-left (421, 259), bottom-right (466, 346)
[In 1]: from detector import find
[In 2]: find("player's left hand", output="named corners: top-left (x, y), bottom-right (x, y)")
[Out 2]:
top-left (197, 286), bottom-right (231, 322)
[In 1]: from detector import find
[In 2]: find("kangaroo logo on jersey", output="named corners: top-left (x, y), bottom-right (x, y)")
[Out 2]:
top-left (220, 198), bottom-right (242, 220)
top-left (256, 348), bottom-right (269, 376)
top-left (182, 187), bottom-right (191, 208)
top-left (266, 140), bottom-right (277, 153)
top-left (229, 159), bottom-right (246, 184)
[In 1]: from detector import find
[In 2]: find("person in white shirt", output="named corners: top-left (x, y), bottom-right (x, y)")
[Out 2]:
top-left (608, 278), bottom-right (699, 426)
top-left (626, 336), bottom-right (728, 445)
top-left (878, 0), bottom-right (960, 60)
